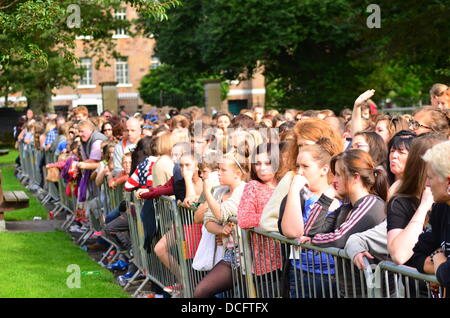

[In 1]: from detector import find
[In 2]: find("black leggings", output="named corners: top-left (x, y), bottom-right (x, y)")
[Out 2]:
top-left (194, 260), bottom-right (233, 298)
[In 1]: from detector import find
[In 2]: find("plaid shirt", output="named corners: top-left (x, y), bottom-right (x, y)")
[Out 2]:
top-left (44, 128), bottom-right (58, 147)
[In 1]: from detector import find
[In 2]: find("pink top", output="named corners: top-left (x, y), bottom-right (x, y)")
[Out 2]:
top-left (237, 180), bottom-right (282, 276)
top-left (47, 158), bottom-right (69, 169)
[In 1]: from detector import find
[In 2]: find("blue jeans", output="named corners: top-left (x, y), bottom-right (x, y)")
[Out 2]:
top-left (289, 266), bottom-right (337, 298)
top-left (105, 206), bottom-right (121, 224)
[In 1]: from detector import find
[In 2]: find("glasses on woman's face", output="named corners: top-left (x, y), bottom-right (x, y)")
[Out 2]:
top-left (409, 119), bottom-right (431, 131)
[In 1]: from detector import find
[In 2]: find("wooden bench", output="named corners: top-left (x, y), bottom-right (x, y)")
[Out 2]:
top-left (0, 171), bottom-right (29, 231)
top-left (0, 149), bottom-right (9, 156)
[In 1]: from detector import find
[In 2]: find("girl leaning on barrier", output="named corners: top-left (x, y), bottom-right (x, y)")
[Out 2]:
top-left (279, 138), bottom-right (342, 298)
top-left (259, 117), bottom-right (344, 233)
top-left (300, 149), bottom-right (388, 297)
top-left (193, 151), bottom-right (249, 298)
top-left (410, 141), bottom-right (450, 290)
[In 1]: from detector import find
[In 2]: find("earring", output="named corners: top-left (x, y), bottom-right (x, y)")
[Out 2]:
top-left (448, 186), bottom-right (450, 196)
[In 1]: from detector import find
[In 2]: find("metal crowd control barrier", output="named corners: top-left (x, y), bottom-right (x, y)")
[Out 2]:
top-left (240, 228), bottom-right (376, 298)
top-left (125, 194), bottom-right (180, 296)
top-left (375, 261), bottom-right (447, 298)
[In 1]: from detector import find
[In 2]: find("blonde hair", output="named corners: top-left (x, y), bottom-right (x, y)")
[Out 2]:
top-left (422, 140), bottom-right (450, 180)
top-left (156, 132), bottom-right (174, 156)
top-left (430, 83), bottom-right (449, 97)
top-left (222, 151), bottom-right (250, 182)
top-left (78, 119), bottom-right (96, 131)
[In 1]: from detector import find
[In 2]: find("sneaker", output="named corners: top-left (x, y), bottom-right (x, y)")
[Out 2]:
top-left (69, 225), bottom-right (83, 233)
top-left (107, 259), bottom-right (129, 270)
top-left (117, 271), bottom-right (134, 286)
top-left (163, 284), bottom-right (183, 294)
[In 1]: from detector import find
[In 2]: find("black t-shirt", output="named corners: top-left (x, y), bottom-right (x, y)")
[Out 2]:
top-left (386, 196), bottom-right (419, 232)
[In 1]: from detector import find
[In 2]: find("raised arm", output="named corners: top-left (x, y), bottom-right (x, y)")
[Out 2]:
top-left (279, 175), bottom-right (308, 238)
top-left (351, 89), bottom-right (375, 137)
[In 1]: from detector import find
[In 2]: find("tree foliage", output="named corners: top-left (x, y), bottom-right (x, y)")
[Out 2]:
top-left (139, 0), bottom-right (449, 111)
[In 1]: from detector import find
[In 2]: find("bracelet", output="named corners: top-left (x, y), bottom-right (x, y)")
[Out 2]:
top-left (429, 248), bottom-right (443, 264)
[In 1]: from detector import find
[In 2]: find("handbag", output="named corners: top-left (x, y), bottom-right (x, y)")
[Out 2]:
top-left (192, 225), bottom-right (224, 271)
top-left (46, 167), bottom-right (60, 182)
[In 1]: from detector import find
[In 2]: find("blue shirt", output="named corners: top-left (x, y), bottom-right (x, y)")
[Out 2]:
top-left (292, 194), bottom-right (339, 275)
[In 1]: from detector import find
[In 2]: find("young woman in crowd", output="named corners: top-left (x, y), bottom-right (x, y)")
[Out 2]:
top-left (101, 121), bottom-right (114, 140)
top-left (259, 118), bottom-right (343, 233)
top-left (302, 149), bottom-right (388, 248)
top-left (279, 138), bottom-right (341, 298)
top-left (237, 143), bottom-right (283, 297)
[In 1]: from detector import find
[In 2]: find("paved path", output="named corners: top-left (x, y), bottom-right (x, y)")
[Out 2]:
top-left (5, 219), bottom-right (64, 232)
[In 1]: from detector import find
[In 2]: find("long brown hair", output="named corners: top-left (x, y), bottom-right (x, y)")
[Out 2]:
top-left (392, 133), bottom-right (448, 200)
top-left (354, 131), bottom-right (387, 169)
top-left (331, 149), bottom-right (389, 201)
top-left (375, 114), bottom-right (410, 141)
top-left (299, 137), bottom-right (335, 183)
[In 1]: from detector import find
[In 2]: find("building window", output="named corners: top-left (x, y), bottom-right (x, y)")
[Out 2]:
top-left (114, 8), bottom-right (127, 36)
top-left (151, 56), bottom-right (161, 70)
top-left (116, 57), bottom-right (129, 84)
top-left (80, 58), bottom-right (93, 86)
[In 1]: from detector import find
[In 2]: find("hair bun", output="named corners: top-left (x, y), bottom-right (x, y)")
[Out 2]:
top-left (316, 137), bottom-right (334, 156)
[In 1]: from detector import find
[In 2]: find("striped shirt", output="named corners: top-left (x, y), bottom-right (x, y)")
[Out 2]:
top-left (124, 156), bottom-right (158, 191)
top-left (305, 194), bottom-right (385, 248)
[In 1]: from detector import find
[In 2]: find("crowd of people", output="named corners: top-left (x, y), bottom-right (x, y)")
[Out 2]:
top-left (13, 82), bottom-right (450, 297)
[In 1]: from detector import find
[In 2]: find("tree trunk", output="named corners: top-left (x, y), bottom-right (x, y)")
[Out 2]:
top-left (26, 83), bottom-right (54, 114)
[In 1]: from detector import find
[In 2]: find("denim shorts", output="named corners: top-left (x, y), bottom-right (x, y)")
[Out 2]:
top-left (223, 249), bottom-right (240, 270)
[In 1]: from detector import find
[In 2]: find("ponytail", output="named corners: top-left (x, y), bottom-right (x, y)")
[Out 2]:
top-left (332, 149), bottom-right (389, 201)
top-left (373, 165), bottom-right (388, 202)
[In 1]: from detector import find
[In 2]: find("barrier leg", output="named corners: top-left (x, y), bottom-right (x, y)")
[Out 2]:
top-left (99, 245), bottom-right (115, 265)
top-left (133, 276), bottom-right (151, 297)
top-left (124, 269), bottom-right (143, 291)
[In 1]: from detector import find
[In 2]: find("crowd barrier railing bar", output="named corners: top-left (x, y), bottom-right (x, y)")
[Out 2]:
top-left (375, 261), bottom-right (446, 298)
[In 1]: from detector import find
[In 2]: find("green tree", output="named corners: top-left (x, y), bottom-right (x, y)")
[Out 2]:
top-left (139, 0), bottom-right (449, 112)
top-left (139, 64), bottom-right (229, 108)
top-left (140, 65), bottom-right (205, 108)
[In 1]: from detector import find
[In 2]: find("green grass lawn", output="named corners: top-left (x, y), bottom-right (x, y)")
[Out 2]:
top-left (0, 231), bottom-right (129, 298)
top-left (1, 165), bottom-right (49, 221)
top-left (0, 148), bottom-right (18, 165)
